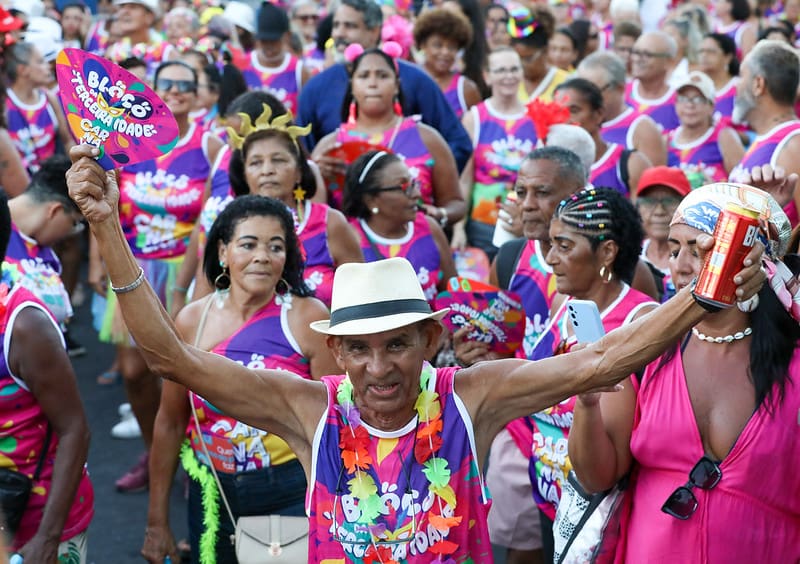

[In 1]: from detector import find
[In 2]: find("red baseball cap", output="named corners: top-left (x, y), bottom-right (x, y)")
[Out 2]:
top-left (0, 6), bottom-right (24, 33)
top-left (637, 166), bottom-right (692, 198)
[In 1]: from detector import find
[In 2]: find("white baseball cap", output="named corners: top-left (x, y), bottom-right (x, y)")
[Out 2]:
top-left (223, 1), bottom-right (256, 34)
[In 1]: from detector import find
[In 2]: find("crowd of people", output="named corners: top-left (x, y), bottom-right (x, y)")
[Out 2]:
top-left (0, 0), bottom-right (798, 561)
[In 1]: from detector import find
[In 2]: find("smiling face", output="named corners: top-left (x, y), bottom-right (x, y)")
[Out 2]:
top-left (631, 33), bottom-right (672, 81)
top-left (421, 33), bottom-right (460, 77)
top-left (667, 222), bottom-right (703, 292)
top-left (154, 64), bottom-right (197, 118)
top-left (676, 85), bottom-right (714, 128)
top-left (545, 219), bottom-right (613, 298)
top-left (218, 215), bottom-right (288, 298)
top-left (486, 49), bottom-right (523, 97)
top-left (243, 135), bottom-right (301, 205)
top-left (328, 321), bottom-right (441, 430)
top-left (365, 159), bottom-right (419, 223)
top-left (351, 53), bottom-right (398, 119)
top-left (514, 158), bottom-right (582, 241)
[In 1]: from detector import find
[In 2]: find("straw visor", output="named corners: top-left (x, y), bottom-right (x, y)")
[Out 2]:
top-left (310, 258), bottom-right (449, 336)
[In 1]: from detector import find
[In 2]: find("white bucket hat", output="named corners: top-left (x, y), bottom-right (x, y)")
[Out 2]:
top-left (223, 1), bottom-right (256, 34)
top-left (310, 257), bottom-right (449, 336)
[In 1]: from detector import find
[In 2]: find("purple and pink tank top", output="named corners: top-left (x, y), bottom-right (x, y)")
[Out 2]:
top-left (443, 73), bottom-right (469, 119)
top-left (0, 284), bottom-right (94, 548)
top-left (307, 364), bottom-right (492, 562)
top-left (241, 52), bottom-right (304, 114)
top-left (3, 223), bottom-right (72, 324)
top-left (469, 101), bottom-right (538, 225)
top-left (590, 143), bottom-right (630, 196)
top-left (5, 89), bottom-right (59, 174)
top-left (624, 80), bottom-right (680, 132)
top-left (714, 77), bottom-right (738, 124)
top-left (336, 116), bottom-right (436, 206)
top-left (118, 123), bottom-right (210, 259)
top-left (198, 145), bottom-right (233, 255)
top-left (729, 120), bottom-right (800, 225)
top-left (667, 120), bottom-right (728, 187)
top-left (528, 286), bottom-right (656, 519)
top-left (188, 294), bottom-right (310, 473)
top-left (716, 20), bottom-right (748, 59)
top-left (600, 106), bottom-right (648, 150)
top-left (297, 201), bottom-right (336, 308)
top-left (509, 240), bottom-right (557, 360)
top-left (352, 212), bottom-right (442, 304)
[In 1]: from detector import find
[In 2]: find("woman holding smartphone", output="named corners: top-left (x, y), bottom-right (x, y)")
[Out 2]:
top-left (524, 187), bottom-right (658, 559)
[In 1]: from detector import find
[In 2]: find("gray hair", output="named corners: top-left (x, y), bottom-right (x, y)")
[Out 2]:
top-left (578, 51), bottom-right (627, 89)
top-left (524, 146), bottom-right (588, 187)
top-left (5, 42), bottom-right (36, 83)
top-left (291, 0), bottom-right (319, 17)
top-left (339, 0), bottom-right (383, 30)
top-left (546, 124), bottom-right (596, 176)
top-left (647, 31), bottom-right (678, 58)
top-left (610, 0), bottom-right (639, 21)
top-left (166, 7), bottom-right (199, 31)
top-left (745, 39), bottom-right (800, 106)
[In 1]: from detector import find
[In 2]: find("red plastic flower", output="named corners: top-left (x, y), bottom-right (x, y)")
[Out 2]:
top-left (526, 98), bottom-right (570, 141)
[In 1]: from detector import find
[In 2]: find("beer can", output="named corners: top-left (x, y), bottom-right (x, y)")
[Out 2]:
top-left (694, 203), bottom-right (761, 309)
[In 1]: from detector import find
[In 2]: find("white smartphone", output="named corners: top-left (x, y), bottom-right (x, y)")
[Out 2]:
top-left (567, 300), bottom-right (606, 343)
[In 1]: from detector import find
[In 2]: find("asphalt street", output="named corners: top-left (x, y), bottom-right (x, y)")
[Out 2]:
top-left (69, 292), bottom-right (188, 564)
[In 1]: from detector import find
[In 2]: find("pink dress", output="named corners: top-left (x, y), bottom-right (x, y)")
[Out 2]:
top-left (624, 347), bottom-right (800, 562)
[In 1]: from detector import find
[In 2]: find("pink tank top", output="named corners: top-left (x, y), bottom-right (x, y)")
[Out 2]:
top-left (529, 287), bottom-right (656, 519)
top-left (336, 116), bottom-right (435, 205)
top-left (5, 89), bottom-right (58, 174)
top-left (0, 284), bottom-right (94, 548)
top-left (667, 120), bottom-right (728, 187)
top-left (624, 80), bottom-right (680, 132)
top-left (118, 123), bottom-right (210, 259)
top-left (307, 365), bottom-right (493, 562)
top-left (625, 347), bottom-right (800, 562)
top-left (241, 52), bottom-right (304, 114)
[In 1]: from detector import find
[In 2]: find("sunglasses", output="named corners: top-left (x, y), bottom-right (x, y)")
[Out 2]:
top-left (661, 455), bottom-right (722, 520)
top-left (371, 179), bottom-right (420, 196)
top-left (155, 78), bottom-right (197, 93)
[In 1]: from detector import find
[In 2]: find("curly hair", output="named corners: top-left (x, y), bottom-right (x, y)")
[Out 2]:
top-left (342, 150), bottom-right (402, 219)
top-left (553, 187), bottom-right (644, 283)
top-left (203, 195), bottom-right (311, 297)
top-left (413, 8), bottom-right (473, 50)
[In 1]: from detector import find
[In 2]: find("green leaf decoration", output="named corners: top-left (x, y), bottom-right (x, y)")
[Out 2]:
top-left (348, 472), bottom-right (378, 499)
top-left (357, 492), bottom-right (383, 523)
top-left (422, 457), bottom-right (451, 489)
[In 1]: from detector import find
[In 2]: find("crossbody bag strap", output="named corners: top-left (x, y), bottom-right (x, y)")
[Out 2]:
top-left (189, 297), bottom-right (238, 537)
top-left (556, 474), bottom-right (611, 564)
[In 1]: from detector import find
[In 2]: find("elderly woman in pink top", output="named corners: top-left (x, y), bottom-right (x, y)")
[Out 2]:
top-left (569, 183), bottom-right (800, 562)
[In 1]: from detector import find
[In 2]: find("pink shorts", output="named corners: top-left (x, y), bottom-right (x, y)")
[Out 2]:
top-left (486, 428), bottom-right (543, 550)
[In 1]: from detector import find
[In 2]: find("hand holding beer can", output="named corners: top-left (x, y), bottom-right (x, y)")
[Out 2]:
top-left (694, 203), bottom-right (761, 309)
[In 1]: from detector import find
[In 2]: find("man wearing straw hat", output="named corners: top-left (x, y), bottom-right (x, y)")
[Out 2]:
top-left (66, 143), bottom-right (765, 561)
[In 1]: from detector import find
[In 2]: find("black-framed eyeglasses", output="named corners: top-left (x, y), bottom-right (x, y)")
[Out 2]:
top-left (370, 179), bottom-right (420, 197)
top-left (155, 78), bottom-right (197, 93)
top-left (661, 455), bottom-right (722, 520)
top-left (631, 49), bottom-right (671, 59)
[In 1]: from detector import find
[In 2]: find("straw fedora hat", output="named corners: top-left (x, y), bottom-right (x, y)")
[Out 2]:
top-left (310, 257), bottom-right (449, 336)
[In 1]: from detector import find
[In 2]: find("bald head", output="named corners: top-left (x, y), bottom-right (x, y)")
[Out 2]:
top-left (631, 31), bottom-right (677, 81)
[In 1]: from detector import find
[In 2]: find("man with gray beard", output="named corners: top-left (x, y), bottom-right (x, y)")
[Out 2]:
top-left (729, 40), bottom-right (800, 217)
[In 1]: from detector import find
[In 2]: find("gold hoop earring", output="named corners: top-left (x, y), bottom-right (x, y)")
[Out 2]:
top-left (599, 265), bottom-right (613, 284)
top-left (276, 277), bottom-right (291, 296)
top-left (214, 262), bottom-right (231, 290)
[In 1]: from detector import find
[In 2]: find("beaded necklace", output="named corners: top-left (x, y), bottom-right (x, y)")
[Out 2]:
top-left (334, 362), bottom-right (461, 562)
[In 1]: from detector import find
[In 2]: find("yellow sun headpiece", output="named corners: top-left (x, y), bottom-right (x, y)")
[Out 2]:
top-left (227, 104), bottom-right (311, 150)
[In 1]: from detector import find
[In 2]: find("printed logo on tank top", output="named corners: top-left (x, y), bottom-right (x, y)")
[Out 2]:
top-left (487, 137), bottom-right (535, 171)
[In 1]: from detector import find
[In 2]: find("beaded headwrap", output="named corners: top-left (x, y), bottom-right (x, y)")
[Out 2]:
top-left (226, 104), bottom-right (311, 150)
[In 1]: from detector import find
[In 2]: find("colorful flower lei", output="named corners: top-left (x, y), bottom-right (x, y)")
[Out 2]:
top-left (335, 362), bottom-right (462, 563)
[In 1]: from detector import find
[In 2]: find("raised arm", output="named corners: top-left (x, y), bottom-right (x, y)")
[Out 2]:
top-left (66, 145), bottom-right (327, 454)
top-left (457, 237), bottom-right (765, 460)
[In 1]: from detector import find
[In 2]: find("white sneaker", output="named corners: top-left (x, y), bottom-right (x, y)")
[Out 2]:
top-left (111, 414), bottom-right (141, 439)
top-left (118, 403), bottom-right (132, 418)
